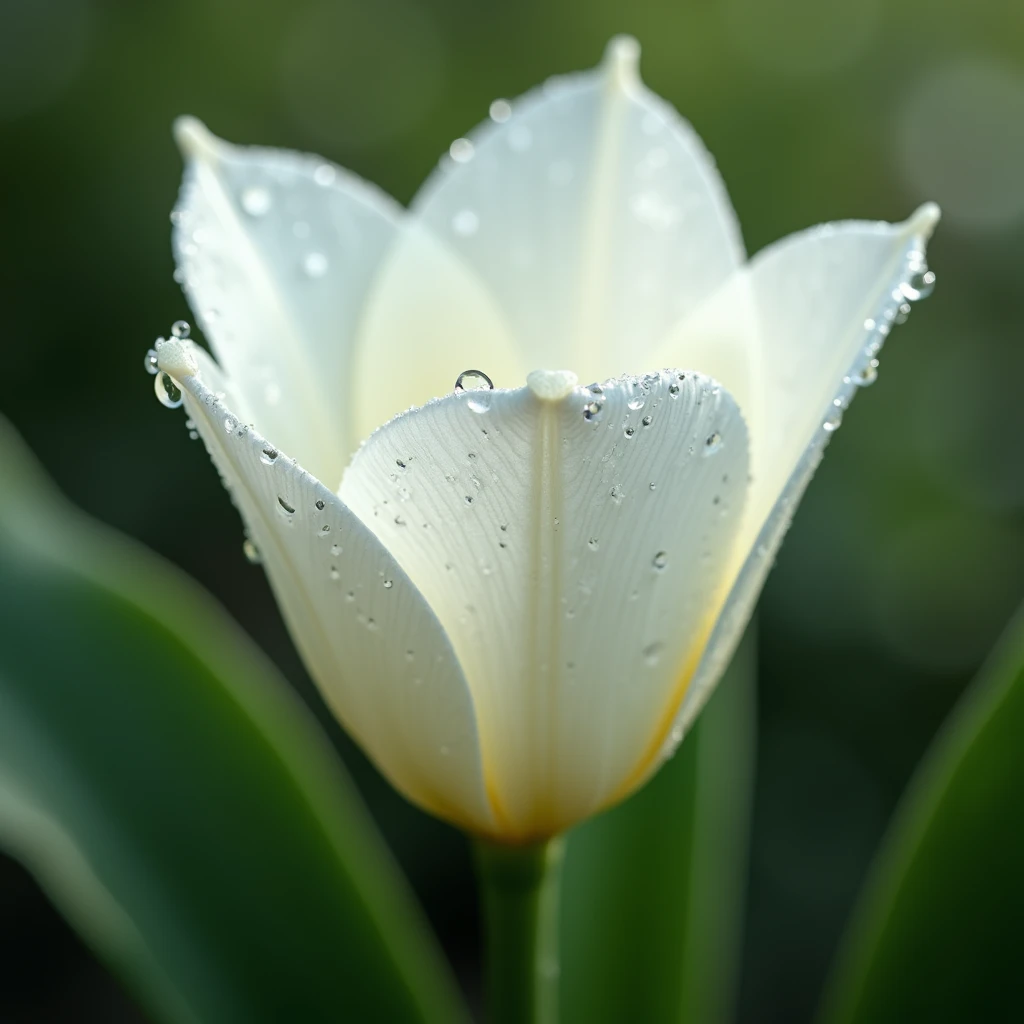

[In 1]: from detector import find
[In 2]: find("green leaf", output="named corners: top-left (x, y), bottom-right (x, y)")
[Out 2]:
top-left (0, 416), bottom-right (467, 1024)
top-left (559, 627), bottom-right (757, 1024)
top-left (820, 603), bottom-right (1024, 1024)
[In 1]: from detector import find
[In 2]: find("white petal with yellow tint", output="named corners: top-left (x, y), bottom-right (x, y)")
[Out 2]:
top-left (172, 118), bottom-right (403, 486)
top-left (643, 204), bottom-right (941, 774)
top-left (350, 221), bottom-right (525, 444)
top-left (407, 37), bottom-right (744, 383)
top-left (339, 369), bottom-right (749, 840)
top-left (154, 339), bottom-right (497, 836)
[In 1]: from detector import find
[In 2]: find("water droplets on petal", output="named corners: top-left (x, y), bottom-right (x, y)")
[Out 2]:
top-left (489, 98), bottom-right (512, 122)
top-left (454, 369), bottom-right (494, 393)
top-left (900, 266), bottom-right (936, 301)
top-left (242, 538), bottom-right (261, 564)
top-left (303, 252), bottom-right (329, 278)
top-left (277, 496), bottom-right (296, 516)
top-left (143, 348), bottom-right (160, 375)
top-left (652, 551), bottom-right (668, 571)
top-left (449, 138), bottom-right (475, 163)
top-left (703, 432), bottom-right (723, 456)
top-left (154, 372), bottom-right (183, 409)
top-left (171, 320), bottom-right (191, 340)
top-left (240, 186), bottom-right (272, 217)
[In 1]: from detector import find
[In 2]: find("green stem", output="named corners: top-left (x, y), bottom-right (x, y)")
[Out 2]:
top-left (474, 837), bottom-right (565, 1024)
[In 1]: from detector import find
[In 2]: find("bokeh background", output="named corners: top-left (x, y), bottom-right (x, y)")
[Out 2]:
top-left (1, 0), bottom-right (1022, 1020)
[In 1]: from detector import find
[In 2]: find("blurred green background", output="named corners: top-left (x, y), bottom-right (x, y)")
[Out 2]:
top-left (1, 0), bottom-right (1022, 1020)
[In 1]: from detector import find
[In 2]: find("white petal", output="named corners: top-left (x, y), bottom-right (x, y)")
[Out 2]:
top-left (172, 118), bottom-right (403, 487)
top-left (155, 340), bottom-right (497, 835)
top-left (339, 369), bottom-right (750, 839)
top-left (350, 222), bottom-right (526, 444)
top-left (646, 204), bottom-right (941, 770)
top-left (406, 37), bottom-right (744, 383)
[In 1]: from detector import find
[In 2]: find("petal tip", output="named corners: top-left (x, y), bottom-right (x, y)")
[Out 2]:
top-left (526, 369), bottom-right (578, 402)
top-left (603, 35), bottom-right (642, 90)
top-left (155, 338), bottom-right (199, 380)
top-left (173, 116), bottom-right (221, 164)
top-left (907, 201), bottom-right (941, 239)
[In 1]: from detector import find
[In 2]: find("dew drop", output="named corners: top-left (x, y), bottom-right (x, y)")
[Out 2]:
top-left (452, 209), bottom-right (479, 236)
top-left (587, 537), bottom-right (599, 551)
top-left (383, 579), bottom-right (393, 589)
top-left (489, 98), bottom-right (512, 122)
top-left (143, 348), bottom-right (159, 375)
top-left (303, 252), bottom-right (329, 278)
top-left (331, 543), bottom-right (342, 557)
top-left (895, 302), bottom-right (913, 324)
top-left (627, 395), bottom-right (646, 411)
top-left (652, 550), bottom-right (668, 571)
top-left (642, 414), bottom-right (652, 427)
top-left (154, 372), bottom-right (183, 408)
top-left (240, 186), bottom-right (272, 217)
top-left (455, 369), bottom-right (493, 393)
top-left (277, 496), bottom-right (296, 515)
top-left (258, 447), bottom-right (278, 465)
top-left (703, 432), bottom-right (723, 456)
top-left (224, 416), bottom-right (236, 432)
top-left (901, 265), bottom-right (936, 302)
top-left (449, 138), bottom-right (475, 163)
top-left (171, 320), bottom-right (191, 339)
top-left (330, 567), bottom-right (340, 581)
top-left (320, 524), bottom-right (330, 535)
top-left (624, 425), bottom-right (636, 438)
top-left (610, 485), bottom-right (624, 504)
top-left (242, 538), bottom-right (261, 564)
top-left (467, 392), bottom-right (492, 414)
top-left (315, 499), bottom-right (325, 510)
top-left (313, 164), bottom-right (337, 187)
top-left (823, 411), bottom-right (843, 432)
top-left (854, 359), bottom-right (879, 387)
top-left (668, 383), bottom-right (680, 396)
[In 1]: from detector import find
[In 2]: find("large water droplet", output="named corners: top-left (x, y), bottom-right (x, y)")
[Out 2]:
top-left (313, 164), bottom-right (337, 187)
top-left (467, 392), bottom-right (492, 414)
top-left (278, 496), bottom-right (296, 516)
top-left (455, 369), bottom-right (494, 393)
top-left (854, 359), bottom-right (879, 386)
top-left (241, 186), bottom-right (272, 217)
top-left (900, 265), bottom-right (936, 301)
top-left (489, 98), bottom-right (512, 122)
top-left (823, 410), bottom-right (843, 432)
top-left (154, 372), bottom-right (182, 408)
top-left (303, 252), bottom-right (329, 278)
top-left (171, 320), bottom-right (191, 339)
top-left (143, 348), bottom-right (159, 375)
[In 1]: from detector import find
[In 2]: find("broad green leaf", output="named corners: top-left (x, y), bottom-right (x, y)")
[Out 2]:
top-left (560, 628), bottom-right (756, 1023)
top-left (0, 416), bottom-right (467, 1024)
top-left (820, 603), bottom-right (1024, 1024)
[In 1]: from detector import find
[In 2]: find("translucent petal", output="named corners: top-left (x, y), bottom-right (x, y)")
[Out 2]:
top-left (646, 204), bottom-right (941, 772)
top-left (171, 118), bottom-right (403, 487)
top-left (350, 222), bottom-right (525, 444)
top-left (406, 37), bottom-right (744, 384)
top-left (339, 369), bottom-right (749, 839)
top-left (155, 340), bottom-right (496, 835)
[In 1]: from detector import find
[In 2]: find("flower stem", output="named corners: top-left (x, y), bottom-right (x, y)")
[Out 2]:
top-left (474, 836), bottom-right (565, 1024)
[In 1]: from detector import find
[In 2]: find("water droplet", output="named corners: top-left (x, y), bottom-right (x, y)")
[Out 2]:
top-left (394, 515), bottom-right (406, 526)
top-left (303, 252), bottom-right (328, 278)
top-left (864, 318), bottom-right (877, 331)
top-left (652, 551), bottom-right (668, 570)
top-left (587, 537), bottom-right (599, 551)
top-left (224, 416), bottom-right (236, 432)
top-left (627, 395), bottom-right (645, 411)
top-left (449, 138), bottom-right (475, 163)
top-left (278, 496), bottom-right (296, 515)
top-left (643, 641), bottom-right (664, 666)
top-left (313, 164), bottom-right (337, 187)
top-left (315, 499), bottom-right (325, 511)
top-left (854, 359), bottom-right (879, 386)
top-left (257, 447), bottom-right (278, 466)
top-left (901, 265), bottom-right (936, 302)
top-left (154, 372), bottom-right (182, 408)
top-left (464, 495), bottom-right (474, 505)
top-left (331, 543), bottom-right (342, 557)
top-left (624, 425), bottom-right (636, 438)
top-left (143, 348), bottom-right (159, 375)
top-left (489, 98), bottom-right (512, 122)
top-left (452, 209), bottom-right (479, 236)
top-left (649, 482), bottom-right (657, 491)
top-left (320, 523), bottom-right (330, 535)
top-left (668, 383), bottom-right (680, 396)
top-left (330, 567), bottom-right (340, 581)
top-left (823, 411), bottom-right (843, 432)
top-left (642, 414), bottom-right (653, 427)
top-left (895, 302), bottom-right (913, 324)
top-left (610, 485), bottom-right (624, 504)
top-left (383, 579), bottom-right (393, 589)
top-left (243, 538), bottom-right (261, 564)
top-left (703, 432), bottom-right (723, 455)
top-left (188, 430), bottom-right (199, 440)
top-left (467, 392), bottom-right (491, 414)
top-left (454, 369), bottom-right (493, 392)
top-left (240, 186), bottom-right (272, 217)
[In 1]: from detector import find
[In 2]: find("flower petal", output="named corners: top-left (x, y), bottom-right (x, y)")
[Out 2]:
top-left (338, 369), bottom-right (750, 840)
top-left (647, 204), bottom-right (941, 770)
top-left (172, 118), bottom-right (403, 487)
top-left (155, 340), bottom-right (497, 836)
top-left (407, 37), bottom-right (744, 384)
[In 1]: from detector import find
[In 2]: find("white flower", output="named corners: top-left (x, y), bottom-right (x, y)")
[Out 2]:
top-left (156, 37), bottom-right (938, 842)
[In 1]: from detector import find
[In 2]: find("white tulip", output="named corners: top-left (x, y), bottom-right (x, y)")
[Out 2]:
top-left (155, 37), bottom-right (938, 842)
